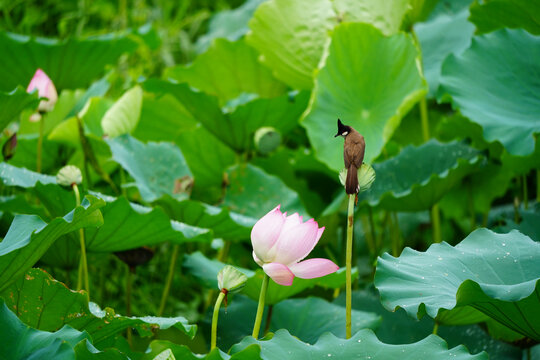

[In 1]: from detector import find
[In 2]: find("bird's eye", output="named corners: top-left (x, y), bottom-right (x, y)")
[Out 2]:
top-left (342, 131), bottom-right (348, 136)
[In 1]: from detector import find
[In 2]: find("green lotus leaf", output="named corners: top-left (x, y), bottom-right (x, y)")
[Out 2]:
top-left (246, 0), bottom-right (336, 89)
top-left (332, 0), bottom-right (410, 35)
top-left (302, 22), bottom-right (426, 171)
top-left (0, 31), bottom-right (137, 91)
top-left (0, 298), bottom-right (89, 360)
top-left (246, 0), bottom-right (412, 90)
top-left (414, 8), bottom-right (474, 97)
top-left (469, 0), bottom-right (540, 35)
top-left (183, 252), bottom-right (356, 305)
top-left (101, 86), bottom-right (143, 137)
top-left (0, 161), bottom-right (56, 187)
top-left (165, 38), bottom-right (286, 103)
top-left (231, 328), bottom-right (487, 359)
top-left (155, 195), bottom-right (254, 242)
top-left (209, 295), bottom-right (380, 350)
top-left (357, 140), bottom-right (482, 211)
top-left (0, 195), bottom-right (104, 292)
top-left (375, 228), bottom-right (540, 341)
top-left (195, 0), bottom-right (267, 53)
top-left (224, 163), bottom-right (307, 219)
top-left (84, 193), bottom-right (212, 252)
top-left (74, 339), bottom-right (129, 360)
top-left (106, 134), bottom-right (192, 203)
top-left (0, 87), bottom-right (39, 132)
top-left (141, 341), bottom-right (260, 360)
top-left (1, 268), bottom-right (197, 347)
top-left (438, 28), bottom-right (540, 157)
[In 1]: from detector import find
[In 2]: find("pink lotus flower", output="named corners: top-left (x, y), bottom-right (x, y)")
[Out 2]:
top-left (27, 69), bottom-right (58, 117)
top-left (251, 205), bottom-right (339, 286)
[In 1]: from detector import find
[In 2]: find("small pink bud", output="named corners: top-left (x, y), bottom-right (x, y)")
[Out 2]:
top-left (27, 69), bottom-right (58, 113)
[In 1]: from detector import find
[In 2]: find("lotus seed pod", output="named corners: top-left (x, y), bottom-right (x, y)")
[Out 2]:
top-left (254, 127), bottom-right (281, 155)
top-left (57, 165), bottom-right (83, 186)
top-left (339, 164), bottom-right (375, 192)
top-left (217, 265), bottom-right (248, 294)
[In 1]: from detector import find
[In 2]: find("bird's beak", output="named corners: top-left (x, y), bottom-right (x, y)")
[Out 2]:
top-left (334, 133), bottom-right (340, 138)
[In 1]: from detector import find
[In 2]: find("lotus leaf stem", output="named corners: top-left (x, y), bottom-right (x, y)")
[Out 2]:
top-left (252, 273), bottom-right (269, 338)
top-left (158, 244), bottom-right (180, 316)
top-left (73, 183), bottom-right (90, 297)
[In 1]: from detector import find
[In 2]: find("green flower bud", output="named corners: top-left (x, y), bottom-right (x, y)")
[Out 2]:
top-left (339, 163), bottom-right (375, 192)
top-left (56, 165), bottom-right (83, 186)
top-left (217, 265), bottom-right (248, 294)
top-left (254, 127), bottom-right (281, 155)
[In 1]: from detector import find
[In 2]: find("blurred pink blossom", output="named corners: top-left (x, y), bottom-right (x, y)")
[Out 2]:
top-left (27, 68), bottom-right (58, 120)
top-left (251, 205), bottom-right (339, 286)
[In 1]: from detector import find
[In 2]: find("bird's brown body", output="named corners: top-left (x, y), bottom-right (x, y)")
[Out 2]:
top-left (335, 119), bottom-right (365, 194)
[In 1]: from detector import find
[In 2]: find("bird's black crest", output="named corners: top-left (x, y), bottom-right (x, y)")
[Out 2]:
top-left (335, 118), bottom-right (350, 137)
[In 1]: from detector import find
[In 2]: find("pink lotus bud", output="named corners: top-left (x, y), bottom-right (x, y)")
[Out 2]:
top-left (27, 69), bottom-right (58, 113)
top-left (251, 205), bottom-right (339, 286)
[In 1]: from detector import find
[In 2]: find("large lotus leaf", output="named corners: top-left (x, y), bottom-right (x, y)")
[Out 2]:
top-left (246, 0), bottom-right (336, 90)
top-left (165, 38), bottom-right (286, 103)
top-left (375, 228), bottom-right (540, 341)
top-left (0, 195), bottom-right (104, 292)
top-left (101, 86), bottom-right (143, 137)
top-left (141, 341), bottom-right (260, 360)
top-left (73, 340), bottom-right (129, 360)
top-left (246, 0), bottom-right (412, 90)
top-left (438, 28), bottom-right (540, 157)
top-left (0, 31), bottom-right (137, 91)
top-left (332, 0), bottom-right (410, 35)
top-left (0, 161), bottom-right (56, 187)
top-left (155, 195), bottom-right (254, 242)
top-left (302, 23), bottom-right (426, 171)
top-left (195, 0), bottom-right (267, 53)
top-left (231, 328), bottom-right (486, 359)
top-left (1, 268), bottom-right (197, 347)
top-left (0, 298), bottom-right (89, 360)
top-left (183, 252), bottom-right (356, 305)
top-left (357, 140), bottom-right (482, 211)
top-left (106, 135), bottom-right (192, 203)
top-left (414, 8), bottom-right (474, 97)
top-left (224, 163), bottom-right (307, 219)
top-left (207, 295), bottom-right (380, 350)
top-left (333, 289), bottom-right (521, 359)
top-left (469, 0), bottom-right (540, 35)
top-left (84, 193), bottom-right (212, 252)
top-left (0, 87), bottom-right (39, 131)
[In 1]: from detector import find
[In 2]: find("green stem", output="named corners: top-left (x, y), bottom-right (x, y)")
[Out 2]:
top-left (36, 116), bottom-right (44, 173)
top-left (391, 212), bottom-right (401, 257)
top-left (523, 174), bottom-right (528, 209)
top-left (346, 194), bottom-right (355, 339)
top-left (126, 266), bottom-right (132, 346)
top-left (252, 273), bottom-right (269, 339)
top-left (537, 170), bottom-right (540, 203)
top-left (158, 244), bottom-right (180, 316)
top-left (419, 97), bottom-right (430, 141)
top-left (211, 290), bottom-right (226, 350)
top-left (217, 241), bottom-right (231, 263)
top-left (73, 184), bottom-right (90, 297)
top-left (432, 321), bottom-right (439, 335)
top-left (431, 203), bottom-right (442, 243)
top-left (263, 304), bottom-right (274, 336)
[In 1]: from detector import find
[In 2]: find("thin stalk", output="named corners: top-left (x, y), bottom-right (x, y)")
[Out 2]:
top-left (523, 174), bottom-right (528, 209)
top-left (391, 212), bottom-right (401, 257)
top-left (73, 184), bottom-right (90, 297)
top-left (252, 273), bottom-right (269, 339)
top-left (126, 266), bottom-right (133, 346)
top-left (36, 117), bottom-right (44, 173)
top-left (263, 304), bottom-right (274, 335)
top-left (211, 290), bottom-right (227, 350)
top-left (158, 244), bottom-right (180, 316)
top-left (432, 321), bottom-right (439, 335)
top-left (431, 204), bottom-right (442, 243)
top-left (419, 97), bottom-right (430, 141)
top-left (537, 170), bottom-right (540, 203)
top-left (346, 194), bottom-right (355, 339)
top-left (217, 241), bottom-right (231, 263)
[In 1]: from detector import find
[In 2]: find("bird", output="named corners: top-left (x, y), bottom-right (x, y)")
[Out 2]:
top-left (334, 119), bottom-right (365, 195)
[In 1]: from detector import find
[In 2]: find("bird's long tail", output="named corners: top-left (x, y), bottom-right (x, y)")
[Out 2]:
top-left (346, 164), bottom-right (358, 195)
